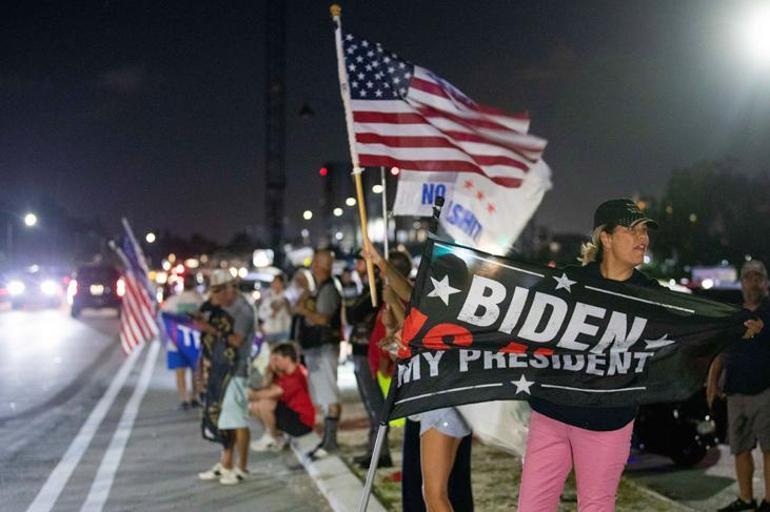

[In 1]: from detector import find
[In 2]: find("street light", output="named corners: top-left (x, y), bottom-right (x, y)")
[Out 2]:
top-left (145, 232), bottom-right (157, 244)
top-left (345, 197), bottom-right (357, 207)
top-left (738, 3), bottom-right (770, 68)
top-left (4, 211), bottom-right (39, 265)
top-left (303, 210), bottom-right (313, 220)
top-left (333, 207), bottom-right (343, 217)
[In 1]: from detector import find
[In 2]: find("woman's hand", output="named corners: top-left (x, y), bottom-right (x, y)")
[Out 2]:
top-left (743, 317), bottom-right (764, 339)
top-left (362, 240), bottom-right (384, 269)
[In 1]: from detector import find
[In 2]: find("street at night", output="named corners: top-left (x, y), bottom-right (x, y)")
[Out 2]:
top-left (3, 1), bottom-right (770, 511)
top-left (0, 306), bottom-right (329, 512)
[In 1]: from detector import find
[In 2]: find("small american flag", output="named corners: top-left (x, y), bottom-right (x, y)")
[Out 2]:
top-left (342, 31), bottom-right (547, 188)
top-left (117, 221), bottom-right (158, 354)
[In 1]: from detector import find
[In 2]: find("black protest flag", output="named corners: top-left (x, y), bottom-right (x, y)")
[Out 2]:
top-left (388, 237), bottom-right (747, 420)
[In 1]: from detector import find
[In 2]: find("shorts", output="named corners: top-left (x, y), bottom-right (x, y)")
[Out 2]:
top-left (727, 387), bottom-right (770, 454)
top-left (276, 402), bottom-right (313, 437)
top-left (303, 344), bottom-right (341, 408)
top-left (217, 377), bottom-right (249, 430)
top-left (166, 341), bottom-right (196, 370)
top-left (167, 350), bottom-right (195, 369)
top-left (419, 407), bottom-right (472, 439)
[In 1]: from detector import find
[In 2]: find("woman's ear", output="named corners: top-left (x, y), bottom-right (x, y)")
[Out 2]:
top-left (599, 229), bottom-right (612, 251)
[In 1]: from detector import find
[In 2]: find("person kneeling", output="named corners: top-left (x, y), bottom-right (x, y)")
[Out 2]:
top-left (249, 343), bottom-right (315, 451)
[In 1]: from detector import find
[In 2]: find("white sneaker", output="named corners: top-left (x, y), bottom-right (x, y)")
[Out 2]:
top-left (198, 462), bottom-right (224, 481)
top-left (219, 467), bottom-right (248, 485)
top-left (271, 436), bottom-right (286, 452)
top-left (308, 447), bottom-right (329, 461)
top-left (250, 434), bottom-right (277, 452)
top-left (218, 468), bottom-right (239, 486)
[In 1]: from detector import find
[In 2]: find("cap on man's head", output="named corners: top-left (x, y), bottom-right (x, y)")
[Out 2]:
top-left (593, 198), bottom-right (658, 230)
top-left (741, 260), bottom-right (768, 280)
top-left (209, 269), bottom-right (235, 288)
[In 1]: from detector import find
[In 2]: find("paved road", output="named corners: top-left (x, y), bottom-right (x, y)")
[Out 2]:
top-left (627, 446), bottom-right (761, 511)
top-left (0, 307), bottom-right (330, 512)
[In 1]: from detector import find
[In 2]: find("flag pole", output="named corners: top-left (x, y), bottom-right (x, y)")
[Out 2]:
top-left (331, 4), bottom-right (377, 307)
top-left (121, 217), bottom-right (156, 302)
top-left (118, 218), bottom-right (164, 340)
top-left (380, 166), bottom-right (389, 258)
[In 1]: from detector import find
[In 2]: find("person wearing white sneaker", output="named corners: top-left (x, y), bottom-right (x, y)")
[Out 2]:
top-left (249, 432), bottom-right (285, 452)
top-left (198, 462), bottom-right (225, 481)
top-left (195, 272), bottom-right (256, 484)
top-left (219, 466), bottom-right (249, 486)
top-left (248, 344), bottom-right (315, 453)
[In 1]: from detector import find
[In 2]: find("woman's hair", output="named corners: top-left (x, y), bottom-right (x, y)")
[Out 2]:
top-left (579, 224), bottom-right (614, 266)
top-left (388, 250), bottom-right (413, 278)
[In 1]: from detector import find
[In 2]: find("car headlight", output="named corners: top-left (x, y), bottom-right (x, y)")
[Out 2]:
top-left (40, 280), bottom-right (59, 296)
top-left (8, 280), bottom-right (25, 296)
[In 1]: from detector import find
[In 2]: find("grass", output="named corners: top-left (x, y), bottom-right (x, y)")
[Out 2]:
top-left (338, 424), bottom-right (686, 511)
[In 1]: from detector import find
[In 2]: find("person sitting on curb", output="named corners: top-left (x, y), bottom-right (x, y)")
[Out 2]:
top-left (248, 343), bottom-right (315, 451)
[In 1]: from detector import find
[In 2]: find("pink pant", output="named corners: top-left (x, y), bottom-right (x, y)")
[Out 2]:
top-left (517, 411), bottom-right (634, 512)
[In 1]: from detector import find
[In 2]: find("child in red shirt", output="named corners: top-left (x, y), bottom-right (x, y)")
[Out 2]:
top-left (248, 343), bottom-right (315, 451)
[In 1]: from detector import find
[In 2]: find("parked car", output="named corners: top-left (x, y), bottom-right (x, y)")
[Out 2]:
top-left (634, 388), bottom-right (719, 467)
top-left (69, 265), bottom-right (123, 317)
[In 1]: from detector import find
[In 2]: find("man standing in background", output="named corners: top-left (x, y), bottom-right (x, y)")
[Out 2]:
top-left (161, 274), bottom-right (204, 410)
top-left (197, 270), bottom-right (256, 486)
top-left (295, 249), bottom-right (343, 456)
top-left (709, 260), bottom-right (770, 512)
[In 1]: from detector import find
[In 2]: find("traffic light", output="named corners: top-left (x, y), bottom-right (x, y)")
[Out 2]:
top-left (320, 163), bottom-right (334, 223)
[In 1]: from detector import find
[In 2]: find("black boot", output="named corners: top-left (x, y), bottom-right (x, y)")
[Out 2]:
top-left (321, 416), bottom-right (339, 452)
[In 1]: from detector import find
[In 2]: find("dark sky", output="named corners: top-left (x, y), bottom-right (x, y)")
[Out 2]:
top-left (2, 0), bottom-right (769, 242)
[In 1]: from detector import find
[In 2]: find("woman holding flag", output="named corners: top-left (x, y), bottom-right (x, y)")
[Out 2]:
top-left (517, 199), bottom-right (764, 511)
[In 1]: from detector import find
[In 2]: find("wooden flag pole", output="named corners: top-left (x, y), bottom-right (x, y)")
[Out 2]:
top-left (331, 4), bottom-right (377, 307)
top-left (380, 166), bottom-right (390, 258)
top-left (353, 170), bottom-right (378, 307)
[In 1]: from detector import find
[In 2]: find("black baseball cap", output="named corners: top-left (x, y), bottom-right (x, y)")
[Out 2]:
top-left (593, 199), bottom-right (658, 230)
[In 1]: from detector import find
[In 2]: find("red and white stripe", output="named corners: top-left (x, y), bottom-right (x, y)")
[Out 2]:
top-left (119, 272), bottom-right (158, 354)
top-left (352, 66), bottom-right (547, 188)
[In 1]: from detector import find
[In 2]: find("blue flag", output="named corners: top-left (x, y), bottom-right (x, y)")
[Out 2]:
top-left (161, 312), bottom-right (201, 368)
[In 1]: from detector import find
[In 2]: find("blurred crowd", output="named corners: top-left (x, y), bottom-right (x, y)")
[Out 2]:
top-left (157, 242), bottom-right (459, 498)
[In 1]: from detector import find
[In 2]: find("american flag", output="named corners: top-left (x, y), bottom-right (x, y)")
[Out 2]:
top-left (342, 31), bottom-right (547, 188)
top-left (117, 221), bottom-right (158, 354)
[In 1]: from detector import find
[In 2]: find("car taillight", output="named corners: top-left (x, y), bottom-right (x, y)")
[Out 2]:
top-left (116, 277), bottom-right (126, 297)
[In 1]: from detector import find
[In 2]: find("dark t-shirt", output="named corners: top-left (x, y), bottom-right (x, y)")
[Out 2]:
top-left (297, 278), bottom-right (342, 349)
top-left (723, 298), bottom-right (770, 395)
top-left (276, 365), bottom-right (316, 428)
top-left (529, 262), bottom-right (661, 431)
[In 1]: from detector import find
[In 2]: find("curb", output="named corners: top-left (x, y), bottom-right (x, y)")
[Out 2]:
top-left (290, 432), bottom-right (388, 512)
top-left (624, 477), bottom-right (697, 511)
